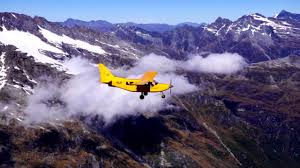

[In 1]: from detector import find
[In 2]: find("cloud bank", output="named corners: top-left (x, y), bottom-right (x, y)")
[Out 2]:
top-left (184, 53), bottom-right (247, 73)
top-left (24, 53), bottom-right (246, 124)
top-left (124, 52), bottom-right (246, 74)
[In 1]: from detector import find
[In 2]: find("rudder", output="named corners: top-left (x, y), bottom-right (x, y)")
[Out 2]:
top-left (98, 64), bottom-right (114, 83)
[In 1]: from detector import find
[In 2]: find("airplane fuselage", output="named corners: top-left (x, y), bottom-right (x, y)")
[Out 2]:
top-left (107, 77), bottom-right (170, 93)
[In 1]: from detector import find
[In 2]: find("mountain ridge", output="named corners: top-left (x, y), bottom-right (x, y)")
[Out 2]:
top-left (60, 18), bottom-right (204, 33)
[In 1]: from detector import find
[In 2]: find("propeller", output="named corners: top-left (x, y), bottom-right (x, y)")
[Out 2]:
top-left (169, 79), bottom-right (173, 94)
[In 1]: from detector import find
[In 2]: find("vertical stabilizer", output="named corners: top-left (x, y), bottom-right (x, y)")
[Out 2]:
top-left (98, 64), bottom-right (114, 83)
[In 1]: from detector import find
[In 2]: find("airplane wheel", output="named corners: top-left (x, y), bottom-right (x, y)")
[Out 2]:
top-left (161, 95), bottom-right (166, 98)
top-left (140, 95), bottom-right (144, 99)
top-left (144, 92), bottom-right (148, 96)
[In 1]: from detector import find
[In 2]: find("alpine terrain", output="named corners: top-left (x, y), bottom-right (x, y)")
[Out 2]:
top-left (0, 10), bottom-right (300, 168)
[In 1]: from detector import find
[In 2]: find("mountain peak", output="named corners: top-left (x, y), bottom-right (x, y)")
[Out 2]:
top-left (0, 12), bottom-right (22, 20)
top-left (215, 17), bottom-right (232, 24)
top-left (207, 17), bottom-right (232, 30)
top-left (249, 13), bottom-right (266, 19)
top-left (62, 18), bottom-right (113, 31)
top-left (176, 22), bottom-right (203, 27)
top-left (277, 10), bottom-right (291, 16)
top-left (65, 18), bottom-right (79, 22)
top-left (276, 10), bottom-right (300, 21)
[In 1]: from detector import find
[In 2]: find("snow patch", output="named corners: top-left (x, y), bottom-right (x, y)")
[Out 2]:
top-left (216, 24), bottom-right (226, 35)
top-left (95, 39), bottom-right (139, 59)
top-left (204, 26), bottom-right (217, 34)
top-left (39, 27), bottom-right (106, 55)
top-left (2, 106), bottom-right (8, 111)
top-left (14, 66), bottom-right (20, 70)
top-left (226, 23), bottom-right (234, 34)
top-left (136, 31), bottom-right (151, 38)
top-left (23, 70), bottom-right (37, 84)
top-left (7, 84), bottom-right (22, 90)
top-left (16, 117), bottom-right (23, 122)
top-left (251, 14), bottom-right (295, 32)
top-left (0, 25), bottom-right (65, 66)
top-left (11, 13), bottom-right (17, 19)
top-left (9, 79), bottom-right (33, 94)
top-left (0, 52), bottom-right (7, 90)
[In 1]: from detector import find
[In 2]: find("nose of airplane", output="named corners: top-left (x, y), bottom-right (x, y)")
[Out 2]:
top-left (170, 84), bottom-right (174, 88)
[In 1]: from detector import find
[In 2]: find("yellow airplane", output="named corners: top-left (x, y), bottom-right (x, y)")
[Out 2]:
top-left (98, 64), bottom-right (173, 99)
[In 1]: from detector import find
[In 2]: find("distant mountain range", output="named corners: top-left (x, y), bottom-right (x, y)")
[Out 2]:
top-left (0, 10), bottom-right (300, 168)
top-left (61, 10), bottom-right (300, 63)
top-left (1, 10), bottom-right (299, 65)
top-left (60, 19), bottom-right (204, 33)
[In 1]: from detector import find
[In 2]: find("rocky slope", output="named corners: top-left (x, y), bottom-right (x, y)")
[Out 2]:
top-left (182, 55), bottom-right (300, 168)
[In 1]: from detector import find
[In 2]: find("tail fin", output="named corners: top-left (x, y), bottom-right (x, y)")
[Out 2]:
top-left (98, 64), bottom-right (114, 83)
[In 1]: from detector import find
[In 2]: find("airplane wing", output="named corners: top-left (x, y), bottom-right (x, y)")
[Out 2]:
top-left (138, 71), bottom-right (158, 85)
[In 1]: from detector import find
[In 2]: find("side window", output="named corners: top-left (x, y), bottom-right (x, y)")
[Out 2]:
top-left (126, 82), bottom-right (134, 85)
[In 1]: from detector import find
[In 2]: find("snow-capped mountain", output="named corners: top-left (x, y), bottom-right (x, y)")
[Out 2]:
top-left (0, 12), bottom-right (146, 95)
top-left (0, 12), bottom-right (143, 66)
top-left (0, 12), bottom-right (148, 112)
top-left (197, 11), bottom-right (300, 62)
top-left (1, 10), bottom-right (300, 70)
top-left (107, 10), bottom-right (300, 62)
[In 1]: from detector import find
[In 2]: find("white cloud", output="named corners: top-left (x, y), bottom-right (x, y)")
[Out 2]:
top-left (62, 56), bottom-right (95, 75)
top-left (125, 52), bottom-right (246, 74)
top-left (184, 53), bottom-right (247, 74)
top-left (24, 52), bottom-right (246, 124)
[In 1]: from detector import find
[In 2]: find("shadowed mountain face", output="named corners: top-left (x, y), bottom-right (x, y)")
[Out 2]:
top-left (276, 10), bottom-right (300, 23)
top-left (183, 56), bottom-right (300, 168)
top-left (0, 10), bottom-right (300, 167)
top-left (62, 18), bottom-right (115, 32)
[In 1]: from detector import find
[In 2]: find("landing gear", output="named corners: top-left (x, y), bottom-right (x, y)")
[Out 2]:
top-left (140, 92), bottom-right (148, 99)
top-left (161, 92), bottom-right (166, 99)
top-left (140, 94), bottom-right (144, 99)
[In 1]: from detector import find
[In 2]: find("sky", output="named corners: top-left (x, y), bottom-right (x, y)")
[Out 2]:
top-left (1, 0), bottom-right (300, 24)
